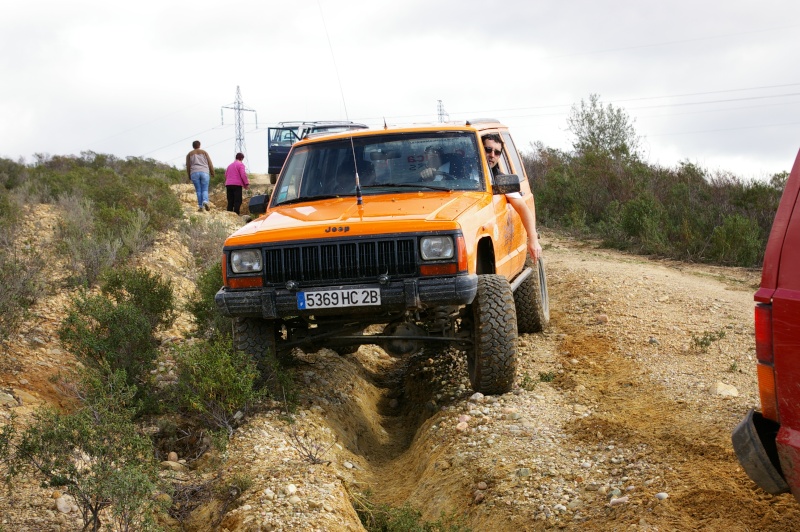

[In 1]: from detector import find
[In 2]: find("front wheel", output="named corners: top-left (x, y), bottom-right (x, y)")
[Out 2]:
top-left (514, 256), bottom-right (550, 334)
top-left (466, 275), bottom-right (518, 395)
top-left (233, 317), bottom-right (277, 368)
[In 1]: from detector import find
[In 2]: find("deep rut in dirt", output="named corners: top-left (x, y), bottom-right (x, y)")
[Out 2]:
top-left (295, 342), bottom-right (474, 508)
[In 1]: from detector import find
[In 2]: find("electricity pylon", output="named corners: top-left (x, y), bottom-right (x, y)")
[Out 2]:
top-left (221, 86), bottom-right (257, 156)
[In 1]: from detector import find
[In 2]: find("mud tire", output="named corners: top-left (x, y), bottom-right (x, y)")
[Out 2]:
top-left (514, 256), bottom-right (550, 334)
top-left (233, 317), bottom-right (277, 367)
top-left (467, 274), bottom-right (518, 395)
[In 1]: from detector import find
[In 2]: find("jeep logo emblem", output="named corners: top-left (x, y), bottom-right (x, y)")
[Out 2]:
top-left (325, 226), bottom-right (350, 233)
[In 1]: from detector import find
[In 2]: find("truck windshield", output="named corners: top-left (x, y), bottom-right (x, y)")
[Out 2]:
top-left (272, 131), bottom-right (483, 205)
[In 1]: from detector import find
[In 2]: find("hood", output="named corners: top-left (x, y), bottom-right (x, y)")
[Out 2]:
top-left (224, 192), bottom-right (485, 246)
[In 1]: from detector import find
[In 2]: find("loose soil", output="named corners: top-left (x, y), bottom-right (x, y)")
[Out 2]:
top-left (1, 176), bottom-right (799, 531)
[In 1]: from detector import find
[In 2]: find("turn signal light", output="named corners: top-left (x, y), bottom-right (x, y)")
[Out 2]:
top-left (227, 277), bottom-right (263, 289)
top-left (754, 303), bottom-right (773, 363)
top-left (757, 362), bottom-right (779, 422)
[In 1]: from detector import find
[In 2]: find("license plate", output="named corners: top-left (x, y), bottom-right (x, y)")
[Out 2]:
top-left (297, 288), bottom-right (381, 310)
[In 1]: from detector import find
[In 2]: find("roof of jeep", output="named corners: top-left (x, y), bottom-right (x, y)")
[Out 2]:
top-left (293, 119), bottom-right (508, 146)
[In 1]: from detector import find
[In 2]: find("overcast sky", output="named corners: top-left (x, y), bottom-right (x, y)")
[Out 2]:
top-left (2, 0), bottom-right (799, 180)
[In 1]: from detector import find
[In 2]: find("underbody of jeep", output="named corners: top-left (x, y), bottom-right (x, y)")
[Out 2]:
top-left (215, 123), bottom-right (549, 394)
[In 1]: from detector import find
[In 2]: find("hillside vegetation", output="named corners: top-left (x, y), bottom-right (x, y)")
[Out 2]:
top-left (523, 93), bottom-right (786, 267)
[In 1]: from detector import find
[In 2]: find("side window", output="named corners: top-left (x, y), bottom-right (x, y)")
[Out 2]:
top-left (501, 132), bottom-right (525, 178)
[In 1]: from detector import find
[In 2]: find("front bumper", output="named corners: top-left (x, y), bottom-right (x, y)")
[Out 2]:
top-left (215, 274), bottom-right (478, 319)
top-left (732, 409), bottom-right (791, 496)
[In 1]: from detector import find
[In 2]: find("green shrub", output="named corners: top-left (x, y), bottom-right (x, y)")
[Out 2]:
top-left (101, 267), bottom-right (176, 330)
top-left (58, 267), bottom-right (175, 390)
top-left (180, 215), bottom-right (231, 271)
top-left (186, 264), bottom-right (231, 340)
top-left (621, 194), bottom-right (665, 254)
top-left (708, 214), bottom-right (763, 266)
top-left (0, 370), bottom-right (164, 532)
top-left (56, 195), bottom-right (121, 287)
top-left (59, 293), bottom-right (156, 386)
top-left (173, 339), bottom-right (265, 436)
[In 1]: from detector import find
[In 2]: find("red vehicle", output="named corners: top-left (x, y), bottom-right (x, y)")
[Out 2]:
top-left (733, 148), bottom-right (800, 503)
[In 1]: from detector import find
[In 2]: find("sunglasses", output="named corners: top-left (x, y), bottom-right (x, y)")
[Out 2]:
top-left (484, 147), bottom-right (502, 156)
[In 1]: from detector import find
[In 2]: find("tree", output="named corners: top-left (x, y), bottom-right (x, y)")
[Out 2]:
top-left (567, 94), bottom-right (641, 158)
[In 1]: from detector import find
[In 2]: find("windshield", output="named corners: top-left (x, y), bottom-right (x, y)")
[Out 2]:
top-left (272, 131), bottom-right (483, 205)
top-left (269, 127), bottom-right (300, 147)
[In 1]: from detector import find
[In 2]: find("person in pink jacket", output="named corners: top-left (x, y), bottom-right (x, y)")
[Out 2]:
top-left (225, 152), bottom-right (250, 214)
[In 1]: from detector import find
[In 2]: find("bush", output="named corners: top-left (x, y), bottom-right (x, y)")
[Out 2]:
top-left (58, 267), bottom-right (176, 390)
top-left (0, 370), bottom-right (165, 532)
top-left (186, 264), bottom-right (231, 340)
top-left (173, 339), bottom-right (265, 436)
top-left (0, 246), bottom-right (44, 344)
top-left (102, 267), bottom-right (176, 330)
top-left (621, 194), bottom-right (665, 254)
top-left (59, 293), bottom-right (156, 386)
top-left (180, 215), bottom-right (231, 271)
top-left (709, 214), bottom-right (763, 266)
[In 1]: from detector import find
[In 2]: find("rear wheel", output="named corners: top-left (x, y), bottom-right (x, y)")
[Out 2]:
top-left (269, 174), bottom-right (278, 185)
top-left (466, 275), bottom-right (518, 395)
top-left (514, 256), bottom-right (550, 333)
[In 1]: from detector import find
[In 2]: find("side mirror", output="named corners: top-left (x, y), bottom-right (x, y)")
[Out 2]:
top-left (492, 173), bottom-right (522, 195)
top-left (248, 194), bottom-right (269, 216)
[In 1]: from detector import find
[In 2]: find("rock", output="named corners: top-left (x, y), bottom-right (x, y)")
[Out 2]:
top-left (55, 495), bottom-right (75, 514)
top-left (655, 492), bottom-right (669, 500)
top-left (0, 392), bottom-right (17, 407)
top-left (456, 422), bottom-right (469, 432)
top-left (711, 382), bottom-right (738, 397)
top-left (284, 484), bottom-right (297, 495)
top-left (288, 495), bottom-right (301, 505)
top-left (609, 495), bottom-right (629, 506)
top-left (168, 451), bottom-right (178, 462)
top-left (159, 461), bottom-right (186, 472)
top-left (476, 481), bottom-right (488, 490)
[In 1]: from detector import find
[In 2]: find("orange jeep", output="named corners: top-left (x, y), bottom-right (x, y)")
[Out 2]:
top-left (215, 120), bottom-right (549, 394)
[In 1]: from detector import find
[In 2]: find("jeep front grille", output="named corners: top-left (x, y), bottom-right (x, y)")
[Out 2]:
top-left (264, 238), bottom-right (417, 284)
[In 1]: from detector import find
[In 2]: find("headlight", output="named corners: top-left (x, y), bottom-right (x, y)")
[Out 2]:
top-left (420, 236), bottom-right (454, 260)
top-left (230, 249), bottom-right (262, 273)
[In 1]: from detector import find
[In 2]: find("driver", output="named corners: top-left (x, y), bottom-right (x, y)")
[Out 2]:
top-left (420, 146), bottom-right (450, 181)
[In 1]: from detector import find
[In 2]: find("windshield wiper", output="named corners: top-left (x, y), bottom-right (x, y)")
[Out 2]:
top-left (275, 194), bottom-right (339, 206)
top-left (362, 182), bottom-right (453, 192)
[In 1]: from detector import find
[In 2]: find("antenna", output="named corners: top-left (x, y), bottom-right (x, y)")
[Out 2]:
top-left (221, 86), bottom-right (258, 159)
top-left (437, 100), bottom-right (449, 123)
top-left (318, 0), bottom-right (363, 205)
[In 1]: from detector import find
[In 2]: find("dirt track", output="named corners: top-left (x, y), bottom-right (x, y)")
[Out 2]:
top-left (2, 182), bottom-right (800, 530)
